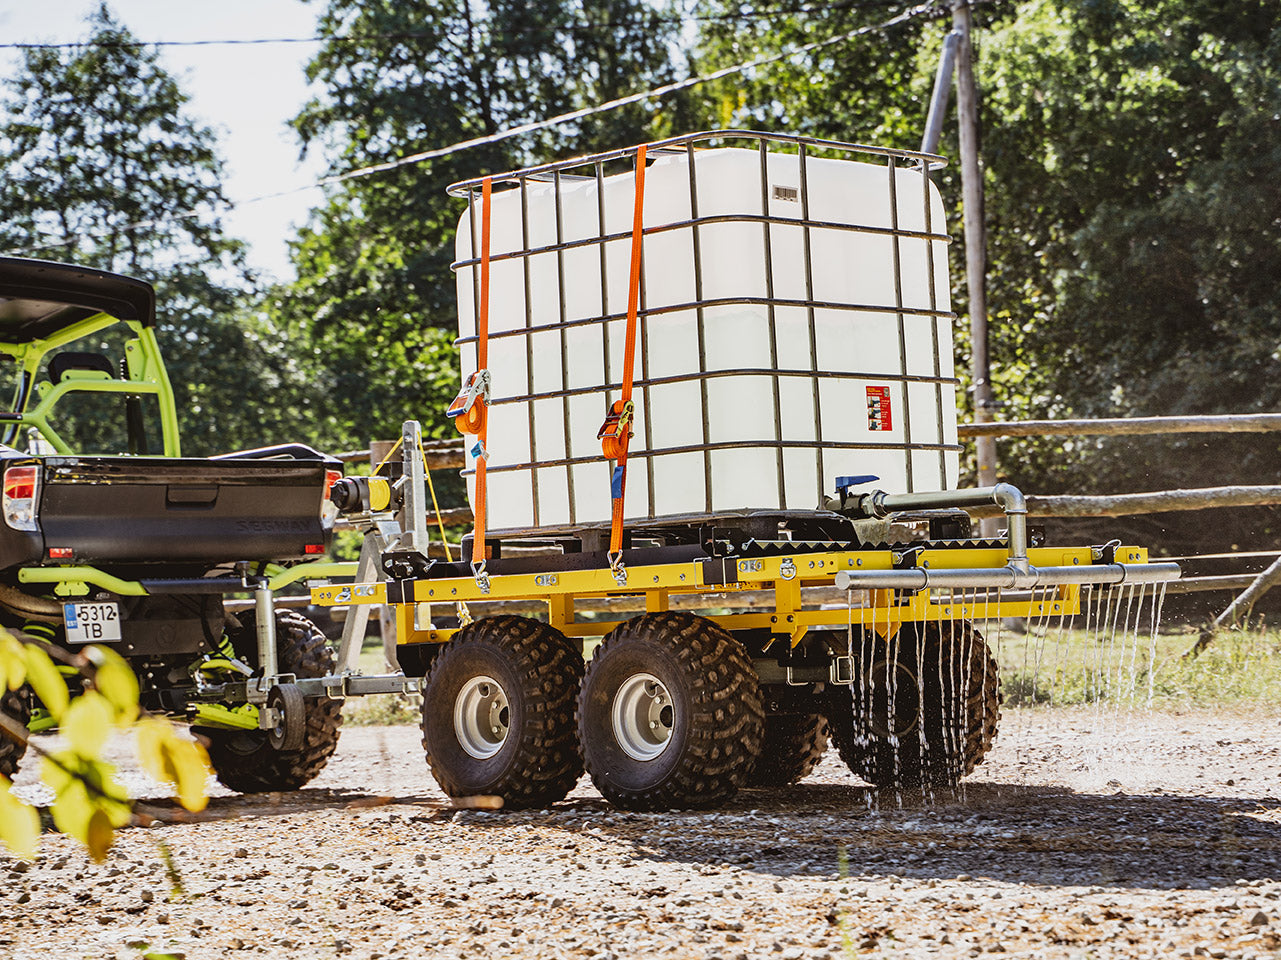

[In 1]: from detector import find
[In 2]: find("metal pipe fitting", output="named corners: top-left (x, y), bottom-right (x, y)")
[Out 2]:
top-left (992, 483), bottom-right (1029, 573)
top-left (833, 561), bottom-right (1180, 592)
top-left (851, 483), bottom-right (1030, 569)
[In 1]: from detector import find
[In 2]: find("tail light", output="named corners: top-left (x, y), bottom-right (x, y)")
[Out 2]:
top-left (321, 468), bottom-right (342, 526)
top-left (3, 465), bottom-right (41, 532)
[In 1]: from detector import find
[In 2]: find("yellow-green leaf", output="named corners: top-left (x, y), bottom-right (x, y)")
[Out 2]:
top-left (0, 777), bottom-right (39, 860)
top-left (50, 778), bottom-right (93, 840)
top-left (0, 631), bottom-right (25, 692)
top-left (85, 646), bottom-right (138, 723)
top-left (85, 808), bottom-right (113, 863)
top-left (47, 754), bottom-right (131, 842)
top-left (23, 643), bottom-right (68, 721)
top-left (136, 717), bottom-right (175, 783)
top-left (136, 717), bottom-right (210, 813)
top-left (168, 738), bottom-right (210, 813)
top-left (77, 758), bottom-right (131, 828)
top-left (40, 751), bottom-right (75, 794)
top-left (63, 691), bottom-right (113, 757)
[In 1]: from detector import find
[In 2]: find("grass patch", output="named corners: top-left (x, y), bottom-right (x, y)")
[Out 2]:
top-left (338, 634), bottom-right (423, 726)
top-left (342, 692), bottom-right (422, 726)
top-left (989, 621), bottom-right (1281, 710)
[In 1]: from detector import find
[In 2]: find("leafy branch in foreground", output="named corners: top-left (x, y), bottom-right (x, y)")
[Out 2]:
top-left (0, 630), bottom-right (209, 862)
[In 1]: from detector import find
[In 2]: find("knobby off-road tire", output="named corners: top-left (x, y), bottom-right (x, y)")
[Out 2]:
top-left (745, 713), bottom-right (829, 788)
top-left (0, 686), bottom-right (30, 780)
top-left (421, 616), bottom-right (583, 809)
top-left (578, 612), bottom-right (764, 811)
top-left (202, 612), bottom-right (343, 793)
top-left (825, 620), bottom-right (1000, 791)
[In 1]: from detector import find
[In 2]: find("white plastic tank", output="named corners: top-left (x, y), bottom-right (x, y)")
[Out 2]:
top-left (453, 136), bottom-right (958, 535)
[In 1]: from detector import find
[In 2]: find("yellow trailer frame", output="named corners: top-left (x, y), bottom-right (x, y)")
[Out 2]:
top-left (311, 542), bottom-right (1158, 649)
top-left (302, 421), bottom-right (1180, 811)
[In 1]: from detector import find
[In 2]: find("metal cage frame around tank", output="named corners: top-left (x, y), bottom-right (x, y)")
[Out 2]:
top-left (447, 130), bottom-right (960, 537)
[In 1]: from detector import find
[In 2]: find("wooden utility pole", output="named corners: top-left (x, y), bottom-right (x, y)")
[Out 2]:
top-left (951, 0), bottom-right (998, 529)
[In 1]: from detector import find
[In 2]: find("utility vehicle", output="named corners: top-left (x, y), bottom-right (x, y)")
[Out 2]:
top-left (0, 257), bottom-right (353, 792)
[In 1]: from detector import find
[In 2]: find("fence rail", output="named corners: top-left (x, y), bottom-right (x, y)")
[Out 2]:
top-left (958, 413), bottom-right (1281, 438)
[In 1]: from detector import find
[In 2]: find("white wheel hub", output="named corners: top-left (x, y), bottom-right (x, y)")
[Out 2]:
top-left (454, 675), bottom-right (510, 759)
top-left (612, 672), bottom-right (675, 762)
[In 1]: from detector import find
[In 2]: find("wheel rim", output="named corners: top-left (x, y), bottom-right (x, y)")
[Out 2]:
top-left (454, 675), bottom-right (511, 759)
top-left (612, 672), bottom-right (675, 762)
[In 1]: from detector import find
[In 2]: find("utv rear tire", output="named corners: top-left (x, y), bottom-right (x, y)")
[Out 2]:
top-left (0, 686), bottom-right (30, 780)
top-left (578, 613), bottom-right (764, 811)
top-left (745, 713), bottom-right (829, 787)
top-left (421, 616), bottom-right (583, 809)
top-left (202, 612), bottom-right (343, 793)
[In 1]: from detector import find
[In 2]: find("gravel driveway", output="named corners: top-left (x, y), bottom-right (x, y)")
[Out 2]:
top-left (4, 705), bottom-right (1280, 959)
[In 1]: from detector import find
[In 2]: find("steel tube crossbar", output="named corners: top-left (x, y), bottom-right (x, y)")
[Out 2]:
top-left (834, 561), bottom-right (1180, 591)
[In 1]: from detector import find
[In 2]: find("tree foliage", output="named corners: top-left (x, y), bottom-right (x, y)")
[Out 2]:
top-left (689, 0), bottom-right (1281, 550)
top-left (0, 4), bottom-right (287, 455)
top-left (974, 0), bottom-right (1281, 548)
top-left (4, 0), bottom-right (1274, 554)
top-left (274, 0), bottom-right (685, 448)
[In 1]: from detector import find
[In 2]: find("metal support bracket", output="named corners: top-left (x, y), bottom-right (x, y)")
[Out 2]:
top-left (394, 419), bottom-right (430, 556)
top-left (251, 582), bottom-right (278, 705)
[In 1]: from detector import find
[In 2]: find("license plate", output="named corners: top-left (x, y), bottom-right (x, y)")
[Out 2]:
top-left (63, 602), bottom-right (122, 644)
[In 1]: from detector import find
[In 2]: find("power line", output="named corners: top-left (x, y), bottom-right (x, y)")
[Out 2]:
top-left (0, 0), bottom-right (917, 51)
top-left (318, 3), bottom-right (940, 187)
top-left (0, 36), bottom-right (327, 50)
top-left (2, 1), bottom-right (943, 258)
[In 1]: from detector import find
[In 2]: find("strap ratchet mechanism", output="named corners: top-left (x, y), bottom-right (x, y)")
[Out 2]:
top-left (448, 369), bottom-right (491, 435)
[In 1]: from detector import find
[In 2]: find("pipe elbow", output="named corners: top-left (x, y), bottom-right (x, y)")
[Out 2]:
top-left (992, 482), bottom-right (1027, 515)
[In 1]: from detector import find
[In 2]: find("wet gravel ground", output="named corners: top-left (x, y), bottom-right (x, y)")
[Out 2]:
top-left (4, 704), bottom-right (1281, 960)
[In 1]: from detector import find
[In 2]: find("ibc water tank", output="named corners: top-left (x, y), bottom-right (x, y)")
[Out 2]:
top-left (452, 133), bottom-right (959, 536)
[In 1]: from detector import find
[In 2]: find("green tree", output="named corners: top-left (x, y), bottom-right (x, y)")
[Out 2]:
top-left (0, 4), bottom-right (292, 455)
top-left (0, 631), bottom-right (208, 864)
top-left (976, 0), bottom-right (1281, 550)
top-left (690, 0), bottom-right (943, 146)
top-left (276, 0), bottom-right (685, 449)
top-left (688, 0), bottom-right (1281, 552)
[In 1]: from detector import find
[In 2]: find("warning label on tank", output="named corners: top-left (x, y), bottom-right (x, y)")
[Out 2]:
top-left (866, 386), bottom-right (893, 431)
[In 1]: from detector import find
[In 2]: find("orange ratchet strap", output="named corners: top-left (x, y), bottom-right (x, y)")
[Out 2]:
top-left (598, 145), bottom-right (647, 582)
top-left (449, 177), bottom-right (493, 590)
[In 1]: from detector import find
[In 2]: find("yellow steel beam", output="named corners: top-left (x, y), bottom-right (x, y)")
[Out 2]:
top-left (310, 545), bottom-right (1138, 651)
top-left (547, 593), bottom-right (573, 633)
top-left (312, 545), bottom-right (1116, 608)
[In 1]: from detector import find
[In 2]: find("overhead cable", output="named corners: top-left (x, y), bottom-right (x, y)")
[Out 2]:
top-left (2, 1), bottom-right (941, 257)
top-left (0, 0), bottom-right (916, 50)
top-left (317, 1), bottom-right (940, 188)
